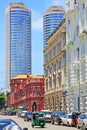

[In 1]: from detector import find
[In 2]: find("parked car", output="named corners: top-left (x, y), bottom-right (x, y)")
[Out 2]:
top-left (51, 111), bottom-right (67, 125)
top-left (0, 118), bottom-right (28, 130)
top-left (24, 112), bottom-right (32, 121)
top-left (6, 110), bottom-right (16, 116)
top-left (62, 114), bottom-right (72, 126)
top-left (82, 118), bottom-right (87, 130)
top-left (17, 109), bottom-right (23, 117)
top-left (40, 110), bottom-right (53, 122)
top-left (20, 110), bottom-right (27, 118)
top-left (77, 113), bottom-right (87, 129)
top-left (0, 110), bottom-right (6, 115)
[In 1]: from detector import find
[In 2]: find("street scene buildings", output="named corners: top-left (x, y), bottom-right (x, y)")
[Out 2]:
top-left (4, 0), bottom-right (87, 113)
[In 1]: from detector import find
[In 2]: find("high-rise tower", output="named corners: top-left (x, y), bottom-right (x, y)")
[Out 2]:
top-left (43, 6), bottom-right (65, 48)
top-left (5, 2), bottom-right (31, 88)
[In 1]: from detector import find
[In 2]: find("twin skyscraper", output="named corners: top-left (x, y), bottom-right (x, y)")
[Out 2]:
top-left (5, 2), bottom-right (65, 88)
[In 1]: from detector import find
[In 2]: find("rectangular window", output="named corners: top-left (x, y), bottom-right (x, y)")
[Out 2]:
top-left (74, 0), bottom-right (77, 4)
top-left (76, 26), bottom-right (79, 36)
top-left (77, 48), bottom-right (79, 60)
top-left (83, 3), bottom-right (85, 9)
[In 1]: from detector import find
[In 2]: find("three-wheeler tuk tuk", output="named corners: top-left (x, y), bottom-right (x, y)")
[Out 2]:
top-left (31, 112), bottom-right (46, 128)
top-left (71, 112), bottom-right (81, 126)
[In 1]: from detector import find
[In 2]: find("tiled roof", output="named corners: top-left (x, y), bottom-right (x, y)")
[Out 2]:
top-left (12, 74), bottom-right (44, 79)
top-left (12, 75), bottom-right (27, 79)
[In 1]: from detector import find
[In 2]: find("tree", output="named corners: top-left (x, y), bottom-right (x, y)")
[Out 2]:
top-left (0, 92), bottom-right (6, 110)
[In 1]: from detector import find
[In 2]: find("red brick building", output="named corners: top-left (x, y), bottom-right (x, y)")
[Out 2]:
top-left (7, 74), bottom-right (44, 112)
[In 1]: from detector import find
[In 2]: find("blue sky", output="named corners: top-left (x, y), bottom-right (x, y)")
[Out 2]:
top-left (0, 0), bottom-right (65, 90)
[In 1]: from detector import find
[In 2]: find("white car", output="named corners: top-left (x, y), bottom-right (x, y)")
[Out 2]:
top-left (77, 113), bottom-right (87, 130)
top-left (40, 110), bottom-right (53, 122)
top-left (20, 110), bottom-right (27, 118)
top-left (62, 114), bottom-right (72, 126)
top-left (82, 119), bottom-right (87, 130)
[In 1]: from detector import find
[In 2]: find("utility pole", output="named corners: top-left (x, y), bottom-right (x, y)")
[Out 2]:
top-left (77, 68), bottom-right (80, 112)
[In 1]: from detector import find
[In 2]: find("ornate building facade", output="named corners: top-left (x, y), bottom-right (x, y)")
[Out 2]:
top-left (7, 74), bottom-right (44, 112)
top-left (66, 0), bottom-right (87, 112)
top-left (43, 19), bottom-right (66, 111)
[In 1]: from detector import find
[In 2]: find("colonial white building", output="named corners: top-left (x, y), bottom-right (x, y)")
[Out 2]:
top-left (66, 0), bottom-right (87, 112)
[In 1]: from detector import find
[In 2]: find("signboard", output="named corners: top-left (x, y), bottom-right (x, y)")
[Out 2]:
top-left (62, 91), bottom-right (67, 97)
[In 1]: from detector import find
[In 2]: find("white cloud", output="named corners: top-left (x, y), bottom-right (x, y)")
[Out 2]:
top-left (51, 0), bottom-right (66, 6)
top-left (31, 9), bottom-right (43, 31)
top-left (32, 16), bottom-right (43, 31)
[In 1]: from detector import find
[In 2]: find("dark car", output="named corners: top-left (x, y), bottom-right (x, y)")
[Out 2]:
top-left (24, 112), bottom-right (32, 121)
top-left (51, 111), bottom-right (67, 125)
top-left (6, 111), bottom-right (16, 116)
top-left (0, 118), bottom-right (28, 130)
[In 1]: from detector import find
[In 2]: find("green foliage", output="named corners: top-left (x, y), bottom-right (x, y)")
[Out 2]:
top-left (0, 92), bottom-right (6, 110)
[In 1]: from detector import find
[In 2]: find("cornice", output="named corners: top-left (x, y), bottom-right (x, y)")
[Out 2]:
top-left (44, 49), bottom-right (65, 66)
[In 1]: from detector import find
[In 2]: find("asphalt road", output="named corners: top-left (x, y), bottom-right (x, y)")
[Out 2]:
top-left (0, 115), bottom-right (77, 130)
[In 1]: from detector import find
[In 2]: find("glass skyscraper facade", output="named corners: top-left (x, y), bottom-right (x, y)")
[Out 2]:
top-left (43, 6), bottom-right (65, 48)
top-left (5, 2), bottom-right (31, 88)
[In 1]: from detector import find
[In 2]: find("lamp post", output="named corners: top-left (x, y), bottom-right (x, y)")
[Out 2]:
top-left (77, 68), bottom-right (80, 112)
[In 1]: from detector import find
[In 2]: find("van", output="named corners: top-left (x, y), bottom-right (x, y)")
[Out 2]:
top-left (40, 110), bottom-right (53, 122)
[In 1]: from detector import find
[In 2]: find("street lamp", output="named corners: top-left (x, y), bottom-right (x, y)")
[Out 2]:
top-left (77, 68), bottom-right (80, 112)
